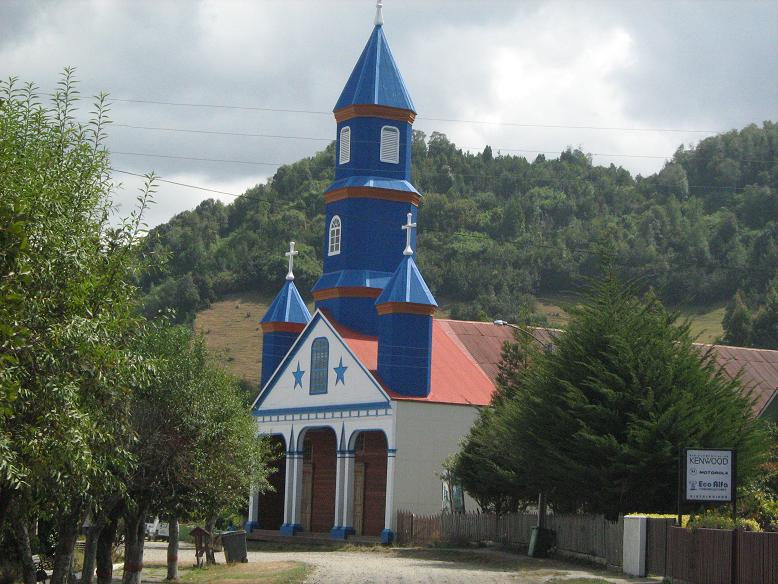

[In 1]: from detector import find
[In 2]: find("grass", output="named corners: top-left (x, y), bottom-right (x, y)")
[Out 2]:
top-left (143, 562), bottom-right (310, 584)
top-left (537, 294), bottom-right (725, 343)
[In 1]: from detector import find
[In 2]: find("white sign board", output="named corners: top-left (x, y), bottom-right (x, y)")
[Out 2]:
top-left (685, 449), bottom-right (734, 502)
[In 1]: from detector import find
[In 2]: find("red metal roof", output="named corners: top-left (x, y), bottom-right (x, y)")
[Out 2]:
top-left (333, 318), bottom-right (778, 416)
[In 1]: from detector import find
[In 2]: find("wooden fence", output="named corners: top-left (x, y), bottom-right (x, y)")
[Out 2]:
top-left (395, 510), bottom-right (623, 567)
top-left (665, 526), bottom-right (778, 584)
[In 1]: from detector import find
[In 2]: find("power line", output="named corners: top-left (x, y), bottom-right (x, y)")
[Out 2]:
top-left (107, 96), bottom-right (723, 135)
top-left (110, 168), bottom-right (243, 197)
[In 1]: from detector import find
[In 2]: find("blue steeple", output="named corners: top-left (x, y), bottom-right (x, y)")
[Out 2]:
top-left (259, 243), bottom-right (312, 388)
top-left (313, 6), bottom-right (421, 336)
top-left (375, 255), bottom-right (437, 308)
top-left (261, 280), bottom-right (311, 326)
top-left (334, 23), bottom-right (415, 113)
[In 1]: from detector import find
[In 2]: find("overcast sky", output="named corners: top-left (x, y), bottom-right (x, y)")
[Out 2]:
top-left (2, 0), bottom-right (776, 227)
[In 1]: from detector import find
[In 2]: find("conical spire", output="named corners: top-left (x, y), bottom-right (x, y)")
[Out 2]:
top-left (375, 255), bottom-right (437, 307)
top-left (261, 280), bottom-right (311, 325)
top-left (333, 17), bottom-right (415, 112)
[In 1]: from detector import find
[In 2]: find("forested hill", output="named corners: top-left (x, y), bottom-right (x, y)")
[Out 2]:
top-left (139, 122), bottom-right (778, 330)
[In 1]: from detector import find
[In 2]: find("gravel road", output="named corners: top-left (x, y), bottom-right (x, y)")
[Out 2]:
top-left (141, 540), bottom-right (659, 584)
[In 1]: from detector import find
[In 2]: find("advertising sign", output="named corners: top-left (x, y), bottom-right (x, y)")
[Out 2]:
top-left (684, 448), bottom-right (735, 503)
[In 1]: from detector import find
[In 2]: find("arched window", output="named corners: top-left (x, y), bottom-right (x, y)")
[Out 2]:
top-left (310, 337), bottom-right (329, 395)
top-left (328, 215), bottom-right (341, 256)
top-left (380, 125), bottom-right (400, 164)
top-left (339, 126), bottom-right (351, 165)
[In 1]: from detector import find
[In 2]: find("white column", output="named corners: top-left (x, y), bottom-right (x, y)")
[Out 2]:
top-left (247, 487), bottom-right (259, 531)
top-left (341, 452), bottom-right (356, 531)
top-left (290, 453), bottom-right (304, 528)
top-left (381, 449), bottom-right (396, 544)
top-left (282, 454), bottom-right (294, 526)
top-left (332, 452), bottom-right (345, 534)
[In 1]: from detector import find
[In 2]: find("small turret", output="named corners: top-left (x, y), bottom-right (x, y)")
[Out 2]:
top-left (259, 242), bottom-right (312, 388)
top-left (375, 214), bottom-right (437, 396)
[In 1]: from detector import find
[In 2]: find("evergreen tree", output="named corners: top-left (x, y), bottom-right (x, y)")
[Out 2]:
top-left (457, 271), bottom-right (767, 518)
top-left (751, 281), bottom-right (778, 349)
top-left (723, 290), bottom-right (753, 346)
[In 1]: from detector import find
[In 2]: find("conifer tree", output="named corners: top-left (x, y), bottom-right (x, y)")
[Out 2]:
top-left (458, 271), bottom-right (767, 518)
top-left (723, 289), bottom-right (753, 346)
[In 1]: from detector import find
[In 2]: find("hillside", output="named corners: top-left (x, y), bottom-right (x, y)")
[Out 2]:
top-left (142, 122), bottom-right (778, 345)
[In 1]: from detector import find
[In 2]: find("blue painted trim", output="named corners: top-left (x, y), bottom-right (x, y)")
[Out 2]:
top-left (280, 523), bottom-right (303, 536)
top-left (253, 310), bottom-right (392, 412)
top-left (380, 529), bottom-right (394, 545)
top-left (387, 448), bottom-right (397, 453)
top-left (330, 526), bottom-right (355, 540)
top-left (347, 427), bottom-right (390, 451)
top-left (255, 401), bottom-right (391, 418)
top-left (244, 520), bottom-right (258, 533)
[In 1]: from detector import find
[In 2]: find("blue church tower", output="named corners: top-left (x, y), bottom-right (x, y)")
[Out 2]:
top-left (312, 3), bottom-right (421, 336)
top-left (259, 242), bottom-right (311, 388)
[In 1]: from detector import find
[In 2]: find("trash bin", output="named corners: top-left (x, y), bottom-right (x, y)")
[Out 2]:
top-left (528, 526), bottom-right (554, 558)
top-left (220, 530), bottom-right (248, 563)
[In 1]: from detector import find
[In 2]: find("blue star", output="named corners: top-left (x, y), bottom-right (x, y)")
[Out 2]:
top-left (292, 362), bottom-right (305, 388)
top-left (333, 357), bottom-right (348, 385)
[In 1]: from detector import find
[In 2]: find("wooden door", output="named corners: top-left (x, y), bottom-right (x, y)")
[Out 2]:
top-left (353, 462), bottom-right (366, 535)
top-left (301, 462), bottom-right (313, 531)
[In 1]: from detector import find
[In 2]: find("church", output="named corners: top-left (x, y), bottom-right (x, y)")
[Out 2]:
top-left (247, 4), bottom-right (778, 544)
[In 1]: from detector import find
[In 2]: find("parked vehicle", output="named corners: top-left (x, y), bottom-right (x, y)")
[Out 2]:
top-left (144, 517), bottom-right (170, 541)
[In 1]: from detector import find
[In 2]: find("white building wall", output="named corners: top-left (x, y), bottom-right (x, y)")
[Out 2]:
top-left (393, 400), bottom-right (481, 516)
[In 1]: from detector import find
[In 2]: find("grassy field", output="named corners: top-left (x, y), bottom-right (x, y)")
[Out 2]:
top-left (537, 295), bottom-right (725, 344)
top-left (194, 292), bottom-right (726, 387)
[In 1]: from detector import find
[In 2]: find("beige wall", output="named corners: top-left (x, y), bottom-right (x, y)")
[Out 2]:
top-left (393, 400), bottom-right (481, 517)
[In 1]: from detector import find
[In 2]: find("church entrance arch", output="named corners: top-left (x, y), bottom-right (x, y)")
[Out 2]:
top-left (299, 427), bottom-right (337, 533)
top-left (350, 430), bottom-right (388, 537)
top-left (258, 434), bottom-right (286, 530)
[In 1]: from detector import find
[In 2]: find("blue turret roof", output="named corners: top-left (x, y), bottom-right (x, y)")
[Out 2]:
top-left (261, 280), bottom-right (312, 324)
top-left (334, 24), bottom-right (415, 113)
top-left (375, 255), bottom-right (437, 307)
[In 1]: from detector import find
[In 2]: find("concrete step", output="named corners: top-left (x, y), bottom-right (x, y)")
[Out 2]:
top-left (247, 529), bottom-right (381, 546)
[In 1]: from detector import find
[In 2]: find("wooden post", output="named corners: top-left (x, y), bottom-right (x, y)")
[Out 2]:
top-left (537, 492), bottom-right (547, 529)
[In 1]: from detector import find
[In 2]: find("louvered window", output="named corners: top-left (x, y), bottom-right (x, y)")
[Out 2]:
top-left (339, 126), bottom-right (351, 164)
top-left (380, 126), bottom-right (400, 164)
top-left (328, 215), bottom-right (341, 256)
top-left (310, 337), bottom-right (329, 395)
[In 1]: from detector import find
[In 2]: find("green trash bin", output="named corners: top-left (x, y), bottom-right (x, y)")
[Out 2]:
top-left (528, 526), bottom-right (554, 558)
top-left (221, 530), bottom-right (248, 563)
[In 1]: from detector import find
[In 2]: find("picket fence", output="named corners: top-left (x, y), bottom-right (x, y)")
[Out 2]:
top-left (395, 510), bottom-right (624, 567)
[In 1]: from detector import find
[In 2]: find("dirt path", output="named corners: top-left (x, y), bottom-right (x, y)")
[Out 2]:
top-left (141, 540), bottom-right (660, 584)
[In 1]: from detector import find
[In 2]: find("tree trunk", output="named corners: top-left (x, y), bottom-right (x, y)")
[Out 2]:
top-left (121, 512), bottom-right (146, 584)
top-left (96, 515), bottom-right (118, 584)
top-left (13, 513), bottom-right (36, 584)
top-left (204, 515), bottom-right (217, 565)
top-left (165, 518), bottom-right (179, 580)
top-left (81, 517), bottom-right (107, 584)
top-left (0, 488), bottom-right (12, 534)
top-left (50, 507), bottom-right (83, 584)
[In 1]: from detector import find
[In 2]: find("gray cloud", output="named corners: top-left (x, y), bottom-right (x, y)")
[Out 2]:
top-left (1, 0), bottom-right (775, 227)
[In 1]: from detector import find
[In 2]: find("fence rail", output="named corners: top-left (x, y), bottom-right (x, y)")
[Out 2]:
top-left (396, 510), bottom-right (623, 567)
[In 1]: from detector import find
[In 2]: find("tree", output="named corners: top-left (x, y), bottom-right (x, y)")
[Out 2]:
top-left (0, 72), bottom-right (154, 584)
top-left (457, 271), bottom-right (767, 518)
top-left (751, 282), bottom-right (778, 349)
top-left (722, 290), bottom-right (753, 346)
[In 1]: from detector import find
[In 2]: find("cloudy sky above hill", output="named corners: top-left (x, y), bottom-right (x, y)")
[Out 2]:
top-left (2, 0), bottom-right (776, 227)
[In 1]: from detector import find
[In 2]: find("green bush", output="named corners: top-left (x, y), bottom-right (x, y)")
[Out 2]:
top-left (687, 510), bottom-right (761, 531)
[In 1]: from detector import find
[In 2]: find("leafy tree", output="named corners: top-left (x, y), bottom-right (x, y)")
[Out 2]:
top-left (751, 281), bottom-right (778, 349)
top-left (0, 72), bottom-right (154, 584)
top-left (457, 271), bottom-right (767, 519)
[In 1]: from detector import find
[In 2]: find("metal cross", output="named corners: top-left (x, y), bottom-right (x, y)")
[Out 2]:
top-left (402, 212), bottom-right (416, 256)
top-left (285, 241), bottom-right (298, 281)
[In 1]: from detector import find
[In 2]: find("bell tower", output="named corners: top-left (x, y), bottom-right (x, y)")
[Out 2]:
top-left (312, 2), bottom-right (421, 335)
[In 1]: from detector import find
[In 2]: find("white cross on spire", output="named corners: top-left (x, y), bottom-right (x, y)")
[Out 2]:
top-left (374, 1), bottom-right (384, 26)
top-left (285, 241), bottom-right (298, 281)
top-left (402, 212), bottom-right (416, 256)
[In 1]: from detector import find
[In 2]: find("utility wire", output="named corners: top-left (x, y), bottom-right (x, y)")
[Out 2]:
top-left (110, 167), bottom-right (242, 197)
top-left (107, 96), bottom-right (723, 134)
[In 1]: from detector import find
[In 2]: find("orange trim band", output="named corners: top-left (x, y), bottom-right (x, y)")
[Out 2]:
top-left (334, 104), bottom-right (416, 124)
top-left (313, 287), bottom-right (382, 301)
top-left (324, 186), bottom-right (420, 205)
top-left (261, 322), bottom-right (307, 333)
top-left (376, 302), bottom-right (437, 316)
